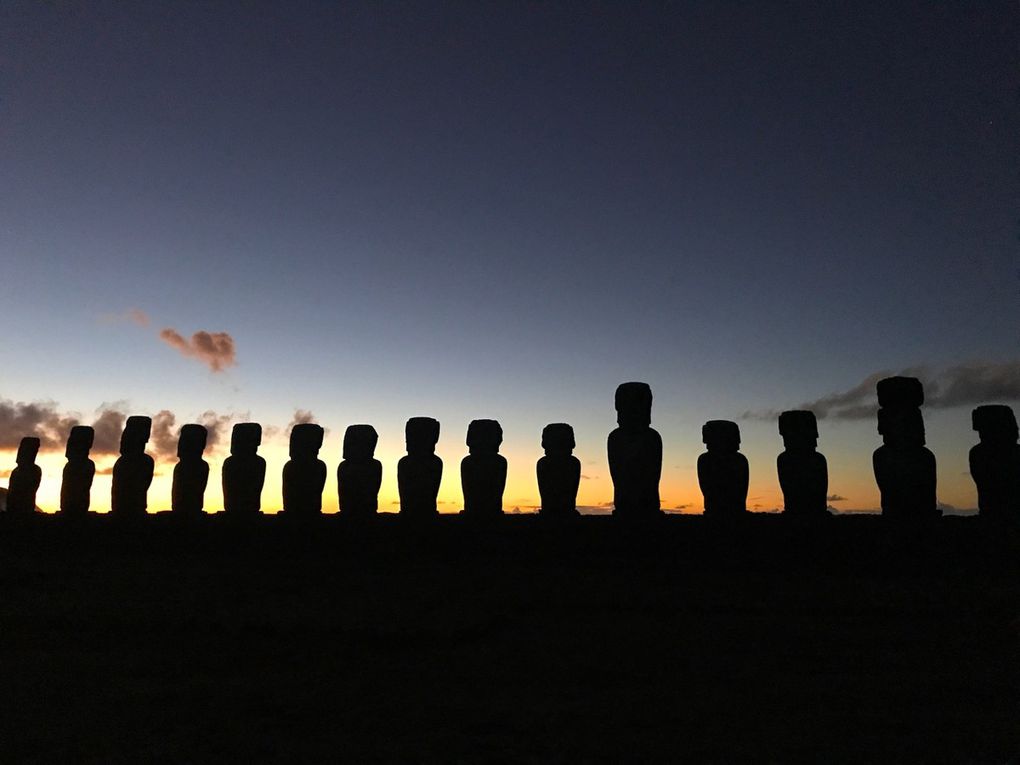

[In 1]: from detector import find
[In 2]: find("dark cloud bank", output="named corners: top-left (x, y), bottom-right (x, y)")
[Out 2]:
top-left (743, 360), bottom-right (1020, 421)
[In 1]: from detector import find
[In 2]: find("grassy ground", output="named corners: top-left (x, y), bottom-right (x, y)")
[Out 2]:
top-left (1, 514), bottom-right (1017, 763)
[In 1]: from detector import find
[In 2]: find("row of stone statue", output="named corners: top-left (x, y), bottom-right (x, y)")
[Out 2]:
top-left (4, 379), bottom-right (1019, 520)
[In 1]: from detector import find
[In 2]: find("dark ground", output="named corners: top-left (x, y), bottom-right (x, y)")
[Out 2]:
top-left (1, 514), bottom-right (1017, 764)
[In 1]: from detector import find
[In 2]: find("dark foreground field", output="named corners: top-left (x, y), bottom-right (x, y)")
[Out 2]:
top-left (1, 514), bottom-right (1017, 764)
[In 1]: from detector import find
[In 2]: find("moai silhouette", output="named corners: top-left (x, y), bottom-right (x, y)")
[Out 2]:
top-left (338, 424), bottom-right (382, 518)
top-left (398, 417), bottom-right (442, 517)
top-left (111, 416), bottom-right (154, 517)
top-left (872, 377), bottom-right (938, 520)
top-left (7, 436), bottom-right (42, 515)
top-left (607, 382), bottom-right (662, 518)
top-left (969, 404), bottom-right (1020, 521)
top-left (777, 410), bottom-right (830, 517)
top-left (461, 419), bottom-right (506, 517)
top-left (171, 424), bottom-right (209, 517)
top-left (60, 425), bottom-right (95, 517)
top-left (537, 423), bottom-right (581, 517)
top-left (222, 423), bottom-right (266, 516)
top-left (282, 423), bottom-right (326, 517)
top-left (698, 420), bottom-right (749, 517)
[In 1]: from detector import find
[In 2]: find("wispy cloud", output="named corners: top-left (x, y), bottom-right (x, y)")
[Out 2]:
top-left (742, 360), bottom-right (1020, 420)
top-left (826, 494), bottom-right (848, 502)
top-left (159, 328), bottom-right (237, 373)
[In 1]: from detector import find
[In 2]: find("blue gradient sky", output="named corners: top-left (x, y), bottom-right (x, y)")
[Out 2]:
top-left (1, 1), bottom-right (1017, 512)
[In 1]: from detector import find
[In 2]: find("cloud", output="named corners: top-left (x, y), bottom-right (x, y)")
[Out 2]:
top-left (100, 308), bottom-right (150, 327)
top-left (580, 474), bottom-right (592, 480)
top-left (149, 409), bottom-right (240, 461)
top-left (826, 494), bottom-right (848, 502)
top-left (0, 398), bottom-right (127, 454)
top-left (672, 504), bottom-right (691, 510)
top-left (288, 410), bottom-right (316, 431)
top-left (159, 328), bottom-right (237, 373)
top-left (742, 359), bottom-right (1020, 420)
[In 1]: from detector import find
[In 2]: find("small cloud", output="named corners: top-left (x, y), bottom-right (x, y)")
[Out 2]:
top-left (96, 466), bottom-right (115, 476)
top-left (159, 328), bottom-right (237, 373)
top-left (288, 410), bottom-right (316, 431)
top-left (128, 308), bottom-right (150, 327)
top-left (826, 494), bottom-right (848, 502)
top-left (580, 474), bottom-right (592, 480)
top-left (0, 468), bottom-right (11, 478)
top-left (673, 504), bottom-right (691, 510)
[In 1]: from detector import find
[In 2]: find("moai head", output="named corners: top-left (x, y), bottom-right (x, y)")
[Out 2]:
top-left (343, 424), bottom-right (379, 461)
top-left (16, 436), bottom-right (40, 465)
top-left (467, 419), bottom-right (502, 455)
top-left (65, 426), bottom-right (95, 460)
top-left (877, 407), bottom-right (926, 448)
top-left (972, 405), bottom-right (1019, 446)
top-left (289, 423), bottom-right (324, 460)
top-left (541, 423), bottom-right (575, 456)
top-left (230, 423), bottom-right (262, 456)
top-left (778, 410), bottom-right (818, 451)
top-left (703, 420), bottom-right (740, 453)
top-left (120, 416), bottom-right (151, 456)
top-left (615, 382), bottom-right (652, 429)
top-left (406, 417), bottom-right (440, 456)
top-left (876, 376), bottom-right (925, 409)
top-left (177, 424), bottom-right (208, 460)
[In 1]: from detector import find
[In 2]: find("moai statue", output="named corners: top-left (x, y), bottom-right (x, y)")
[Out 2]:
top-left (873, 377), bottom-right (938, 520)
top-left (777, 410), bottom-right (830, 517)
top-left (338, 424), bottom-right (382, 518)
top-left (60, 425), bottom-right (95, 517)
top-left (7, 437), bottom-right (42, 515)
top-left (969, 404), bottom-right (1020, 521)
top-left (537, 423), bottom-right (581, 517)
top-left (111, 416), bottom-right (154, 517)
top-left (461, 419), bottom-right (506, 517)
top-left (607, 382), bottom-right (662, 518)
top-left (171, 424), bottom-right (209, 517)
top-left (398, 417), bottom-right (442, 517)
top-left (222, 423), bottom-right (266, 516)
top-left (282, 423), bottom-right (326, 517)
top-left (698, 420), bottom-right (749, 517)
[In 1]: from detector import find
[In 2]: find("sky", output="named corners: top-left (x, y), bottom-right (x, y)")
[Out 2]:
top-left (1, 1), bottom-right (1017, 514)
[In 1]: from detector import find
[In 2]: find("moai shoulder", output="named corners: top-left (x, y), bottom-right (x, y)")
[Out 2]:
top-left (461, 419), bottom-right (506, 517)
top-left (777, 410), bottom-right (829, 517)
top-left (172, 424), bottom-right (209, 516)
top-left (537, 423), bottom-right (580, 517)
top-left (338, 424), bottom-right (382, 518)
top-left (698, 420), bottom-right (748, 518)
top-left (398, 417), bottom-right (443, 517)
top-left (283, 423), bottom-right (327, 516)
top-left (223, 422), bottom-right (266, 516)
top-left (608, 382), bottom-right (662, 518)
top-left (7, 436), bottom-right (42, 515)
top-left (111, 416), bottom-right (154, 517)
top-left (61, 425), bottom-right (96, 516)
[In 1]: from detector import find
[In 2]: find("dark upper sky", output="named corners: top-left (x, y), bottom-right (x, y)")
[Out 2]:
top-left (1, 1), bottom-right (1017, 510)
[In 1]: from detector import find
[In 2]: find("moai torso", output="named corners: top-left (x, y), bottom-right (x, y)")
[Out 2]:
top-left (111, 416), bottom-right (154, 517)
top-left (61, 426), bottom-right (96, 516)
top-left (338, 424), bottom-right (382, 518)
top-left (698, 420), bottom-right (748, 517)
top-left (461, 419), bottom-right (506, 517)
top-left (282, 423), bottom-right (326, 517)
top-left (7, 437), bottom-right (42, 515)
top-left (222, 423), bottom-right (266, 516)
top-left (537, 423), bottom-right (581, 517)
top-left (172, 424), bottom-right (209, 516)
top-left (398, 417), bottom-right (443, 517)
top-left (777, 410), bottom-right (829, 517)
top-left (873, 390), bottom-right (937, 520)
top-left (969, 405), bottom-right (1020, 520)
top-left (608, 382), bottom-right (662, 518)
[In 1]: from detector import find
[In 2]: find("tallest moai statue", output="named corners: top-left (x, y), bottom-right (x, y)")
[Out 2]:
top-left (608, 382), bottom-right (662, 519)
top-left (872, 377), bottom-right (938, 520)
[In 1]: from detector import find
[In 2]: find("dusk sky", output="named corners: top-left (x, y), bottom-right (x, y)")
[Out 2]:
top-left (2, 1), bottom-right (1017, 514)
